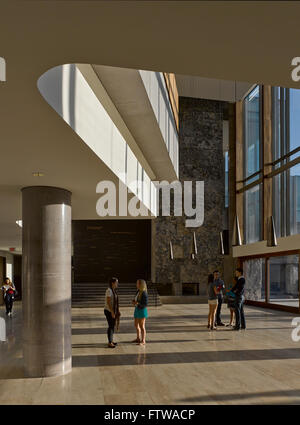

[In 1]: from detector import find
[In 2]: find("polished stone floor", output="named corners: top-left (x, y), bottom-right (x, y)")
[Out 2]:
top-left (1, 301), bottom-right (300, 404)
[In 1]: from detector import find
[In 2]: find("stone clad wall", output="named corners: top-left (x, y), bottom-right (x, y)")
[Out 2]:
top-left (244, 258), bottom-right (265, 301)
top-left (152, 97), bottom-right (227, 295)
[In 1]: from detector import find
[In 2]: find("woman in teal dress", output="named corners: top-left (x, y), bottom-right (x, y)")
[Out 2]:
top-left (132, 279), bottom-right (148, 345)
top-left (226, 277), bottom-right (237, 328)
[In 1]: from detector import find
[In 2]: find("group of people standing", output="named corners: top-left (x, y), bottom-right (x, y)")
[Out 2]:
top-left (1, 278), bottom-right (16, 316)
top-left (104, 277), bottom-right (148, 348)
top-left (207, 268), bottom-right (246, 331)
top-left (1, 271), bottom-right (245, 341)
top-left (104, 269), bottom-right (246, 348)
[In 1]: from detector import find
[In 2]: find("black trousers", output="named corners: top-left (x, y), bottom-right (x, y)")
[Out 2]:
top-left (104, 309), bottom-right (116, 344)
top-left (215, 296), bottom-right (223, 325)
top-left (234, 296), bottom-right (246, 329)
top-left (5, 294), bottom-right (14, 314)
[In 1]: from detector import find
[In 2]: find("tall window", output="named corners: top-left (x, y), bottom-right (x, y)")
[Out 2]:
top-left (289, 89), bottom-right (300, 159)
top-left (273, 173), bottom-right (283, 237)
top-left (272, 87), bottom-right (284, 163)
top-left (244, 86), bottom-right (261, 180)
top-left (288, 164), bottom-right (300, 235)
top-left (244, 184), bottom-right (262, 243)
top-left (270, 254), bottom-right (299, 308)
top-left (272, 87), bottom-right (300, 237)
top-left (243, 86), bottom-right (262, 243)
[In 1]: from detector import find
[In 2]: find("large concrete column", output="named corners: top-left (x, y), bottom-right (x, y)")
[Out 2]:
top-left (22, 186), bottom-right (72, 378)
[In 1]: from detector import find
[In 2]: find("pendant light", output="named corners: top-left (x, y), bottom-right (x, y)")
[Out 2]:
top-left (169, 241), bottom-right (174, 260)
top-left (267, 216), bottom-right (278, 247)
top-left (232, 215), bottom-right (242, 246)
top-left (191, 232), bottom-right (198, 259)
top-left (219, 231), bottom-right (225, 255)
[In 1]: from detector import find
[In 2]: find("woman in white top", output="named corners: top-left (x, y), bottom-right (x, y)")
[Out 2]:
top-left (104, 277), bottom-right (120, 348)
top-left (1, 277), bottom-right (16, 316)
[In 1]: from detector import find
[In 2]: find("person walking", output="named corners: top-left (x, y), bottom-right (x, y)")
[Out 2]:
top-left (231, 268), bottom-right (246, 331)
top-left (1, 278), bottom-right (16, 317)
top-left (207, 273), bottom-right (219, 330)
top-left (213, 270), bottom-right (225, 326)
top-left (104, 277), bottom-right (120, 348)
top-left (132, 279), bottom-right (148, 345)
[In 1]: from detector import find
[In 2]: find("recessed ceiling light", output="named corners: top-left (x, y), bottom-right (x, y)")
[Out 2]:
top-left (32, 172), bottom-right (44, 177)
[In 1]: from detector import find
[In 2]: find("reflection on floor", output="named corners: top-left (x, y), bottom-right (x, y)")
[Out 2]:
top-left (269, 298), bottom-right (299, 308)
top-left (1, 301), bottom-right (300, 404)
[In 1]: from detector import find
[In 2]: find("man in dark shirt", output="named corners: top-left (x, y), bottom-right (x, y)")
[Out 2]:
top-left (231, 267), bottom-right (246, 330)
top-left (213, 270), bottom-right (225, 327)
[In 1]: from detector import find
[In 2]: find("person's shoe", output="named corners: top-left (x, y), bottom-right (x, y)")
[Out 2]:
top-left (112, 342), bottom-right (118, 346)
top-left (232, 327), bottom-right (240, 331)
top-left (108, 343), bottom-right (116, 348)
top-left (132, 338), bottom-right (140, 343)
top-left (210, 326), bottom-right (217, 330)
top-left (241, 327), bottom-right (246, 330)
top-left (217, 322), bottom-right (225, 326)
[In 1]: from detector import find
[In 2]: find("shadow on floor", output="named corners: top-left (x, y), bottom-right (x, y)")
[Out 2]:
top-left (72, 339), bottom-right (197, 348)
top-left (72, 347), bottom-right (300, 368)
top-left (71, 316), bottom-right (108, 323)
top-left (71, 325), bottom-right (292, 335)
top-left (203, 339), bottom-right (230, 342)
top-left (71, 325), bottom-right (213, 335)
top-left (177, 388), bottom-right (300, 403)
top-left (0, 360), bottom-right (25, 380)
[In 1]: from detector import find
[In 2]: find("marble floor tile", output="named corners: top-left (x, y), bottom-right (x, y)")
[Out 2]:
top-left (0, 302), bottom-right (300, 404)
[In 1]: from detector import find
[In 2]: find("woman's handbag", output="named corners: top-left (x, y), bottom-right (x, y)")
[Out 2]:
top-left (224, 290), bottom-right (235, 307)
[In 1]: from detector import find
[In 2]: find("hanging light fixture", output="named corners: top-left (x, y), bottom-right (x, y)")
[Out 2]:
top-left (169, 241), bottom-right (174, 260)
top-left (267, 216), bottom-right (278, 247)
top-left (232, 215), bottom-right (242, 246)
top-left (219, 231), bottom-right (225, 255)
top-left (191, 232), bottom-right (198, 259)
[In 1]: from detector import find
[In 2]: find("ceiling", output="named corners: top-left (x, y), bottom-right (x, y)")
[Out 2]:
top-left (1, 1), bottom-right (300, 251)
top-left (175, 76), bottom-right (254, 102)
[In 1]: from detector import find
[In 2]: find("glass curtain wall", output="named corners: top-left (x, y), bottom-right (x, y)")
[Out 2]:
top-left (269, 255), bottom-right (299, 308)
top-left (272, 87), bottom-right (300, 237)
top-left (240, 87), bottom-right (300, 313)
top-left (243, 253), bottom-right (299, 311)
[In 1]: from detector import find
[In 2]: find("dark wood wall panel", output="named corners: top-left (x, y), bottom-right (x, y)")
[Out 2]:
top-left (73, 220), bottom-right (151, 283)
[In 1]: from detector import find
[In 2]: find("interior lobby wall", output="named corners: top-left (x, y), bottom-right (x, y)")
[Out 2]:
top-left (73, 219), bottom-right (151, 283)
top-left (152, 97), bottom-right (227, 295)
